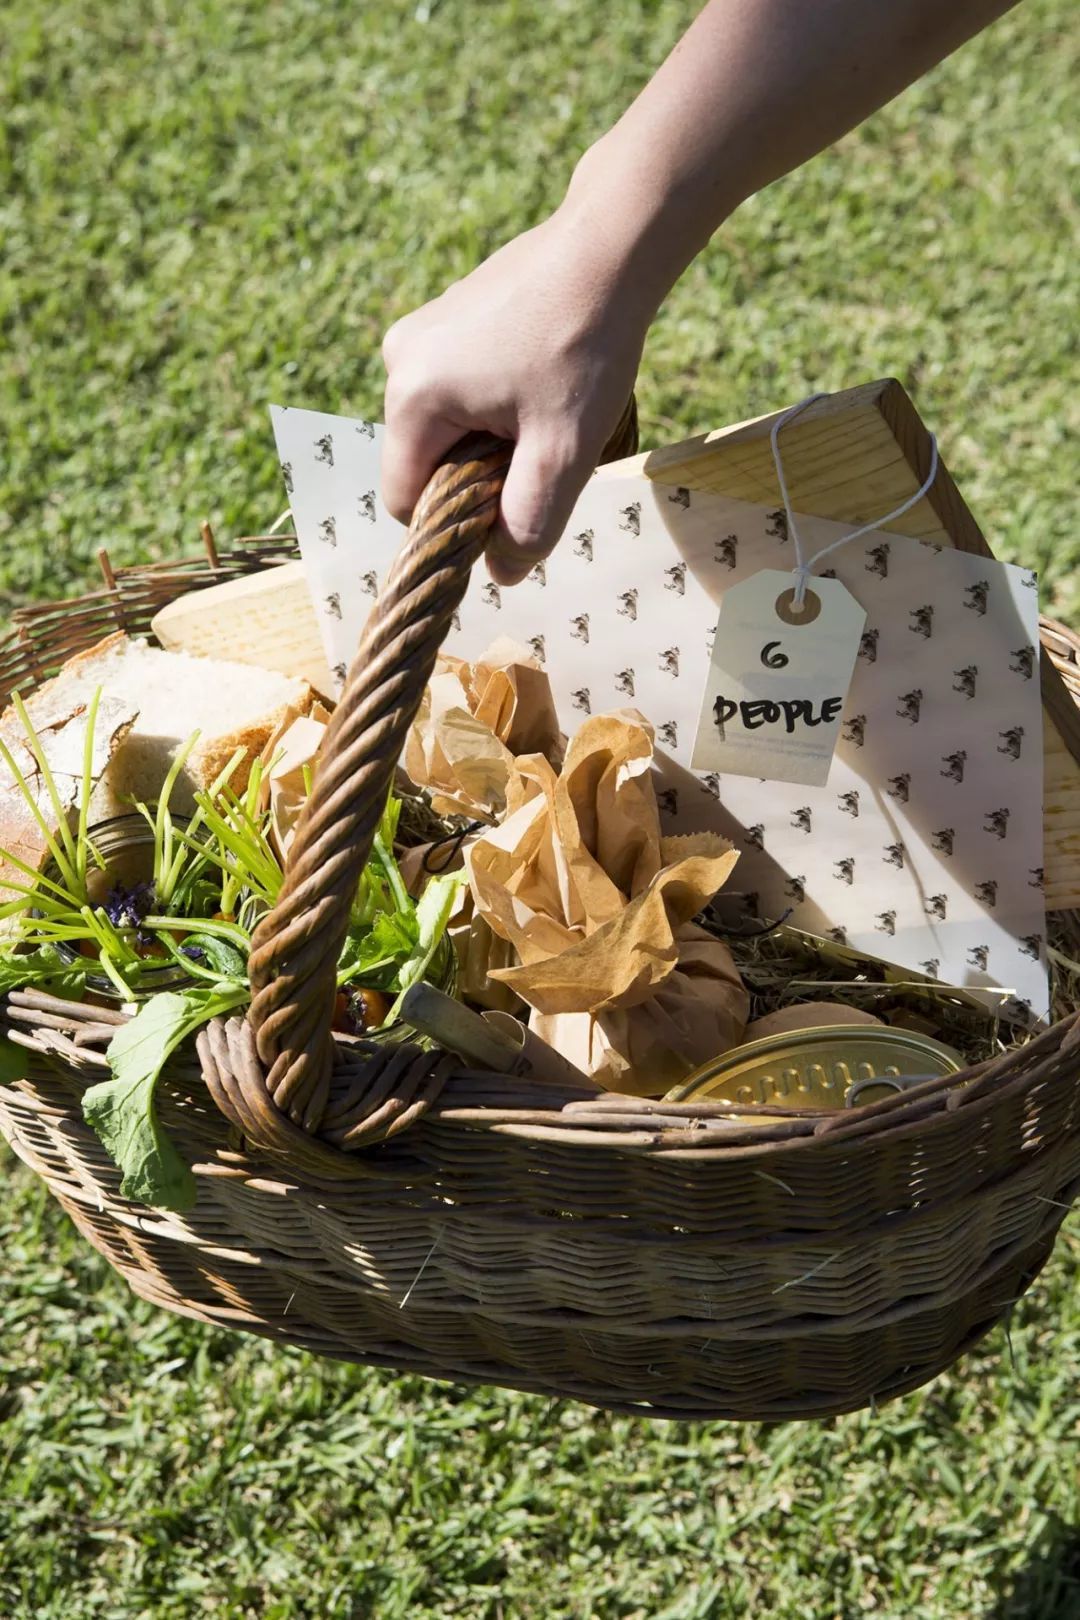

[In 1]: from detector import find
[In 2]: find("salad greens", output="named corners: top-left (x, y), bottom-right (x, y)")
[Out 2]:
top-left (84, 986), bottom-right (247, 1210)
top-left (0, 690), bottom-right (465, 1209)
top-left (0, 943), bottom-right (87, 999)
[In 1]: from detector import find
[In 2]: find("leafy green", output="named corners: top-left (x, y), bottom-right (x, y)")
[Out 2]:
top-left (83, 985), bottom-right (247, 1210)
top-left (385, 870), bottom-right (467, 1024)
top-left (0, 673), bottom-right (462, 1207)
top-left (74, 802), bottom-right (463, 1208)
top-left (180, 932), bottom-right (248, 980)
top-left (0, 944), bottom-right (86, 999)
top-left (338, 911), bottom-right (418, 988)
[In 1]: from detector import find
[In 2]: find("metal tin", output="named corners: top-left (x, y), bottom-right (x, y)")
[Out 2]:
top-left (666, 1024), bottom-right (963, 1111)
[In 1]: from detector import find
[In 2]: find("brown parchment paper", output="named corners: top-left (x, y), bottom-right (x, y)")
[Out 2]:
top-left (403, 638), bottom-right (563, 822)
top-left (464, 711), bottom-right (749, 1094)
top-left (258, 700), bottom-right (333, 859)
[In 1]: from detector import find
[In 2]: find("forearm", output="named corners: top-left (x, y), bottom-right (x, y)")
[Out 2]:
top-left (562, 0), bottom-right (1020, 323)
top-left (381, 0), bottom-right (1019, 576)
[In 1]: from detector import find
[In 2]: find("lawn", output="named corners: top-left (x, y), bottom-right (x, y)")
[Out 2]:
top-left (2, 1), bottom-right (1079, 1616)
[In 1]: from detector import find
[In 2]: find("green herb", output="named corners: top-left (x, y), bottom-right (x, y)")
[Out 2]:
top-left (174, 931), bottom-right (248, 980)
top-left (0, 943), bottom-right (87, 998)
top-left (0, 689), bottom-right (465, 1210)
top-left (338, 910), bottom-right (418, 988)
top-left (83, 985), bottom-right (248, 1210)
top-left (384, 870), bottom-right (467, 1025)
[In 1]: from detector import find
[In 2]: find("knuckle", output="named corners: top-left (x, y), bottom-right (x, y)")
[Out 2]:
top-left (381, 313), bottom-right (419, 371)
top-left (535, 418), bottom-right (595, 478)
top-left (383, 365), bottom-right (426, 422)
top-left (522, 436), bottom-right (576, 490)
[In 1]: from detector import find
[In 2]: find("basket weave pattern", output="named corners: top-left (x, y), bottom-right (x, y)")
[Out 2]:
top-left (2, 412), bottom-right (1079, 1420)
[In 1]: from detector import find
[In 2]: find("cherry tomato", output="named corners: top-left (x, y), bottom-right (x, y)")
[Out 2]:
top-left (331, 987), bottom-right (392, 1034)
top-left (352, 987), bottom-right (391, 1030)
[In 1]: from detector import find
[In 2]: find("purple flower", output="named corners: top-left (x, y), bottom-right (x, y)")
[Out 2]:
top-left (181, 944), bottom-right (207, 965)
top-left (105, 880), bottom-right (157, 944)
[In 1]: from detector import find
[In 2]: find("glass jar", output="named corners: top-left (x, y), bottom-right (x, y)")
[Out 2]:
top-left (43, 813), bottom-right (199, 999)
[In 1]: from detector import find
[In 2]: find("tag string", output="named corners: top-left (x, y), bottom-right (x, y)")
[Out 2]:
top-left (770, 394), bottom-right (940, 608)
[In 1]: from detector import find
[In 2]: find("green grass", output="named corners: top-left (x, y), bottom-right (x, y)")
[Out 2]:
top-left (2, 1182), bottom-right (1079, 1620)
top-left (2, 1), bottom-right (1079, 1615)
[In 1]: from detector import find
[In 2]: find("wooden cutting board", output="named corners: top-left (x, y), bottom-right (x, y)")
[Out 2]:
top-left (151, 560), bottom-right (337, 701)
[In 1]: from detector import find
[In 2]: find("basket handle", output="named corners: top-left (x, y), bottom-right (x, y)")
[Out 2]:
top-left (246, 397), bottom-right (639, 1132)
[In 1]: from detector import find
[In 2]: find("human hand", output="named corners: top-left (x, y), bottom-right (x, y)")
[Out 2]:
top-left (380, 201), bottom-right (648, 585)
top-left (382, 0), bottom-right (1013, 583)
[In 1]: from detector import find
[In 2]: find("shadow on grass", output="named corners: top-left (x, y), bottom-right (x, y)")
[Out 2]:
top-left (984, 1515), bottom-right (1080, 1620)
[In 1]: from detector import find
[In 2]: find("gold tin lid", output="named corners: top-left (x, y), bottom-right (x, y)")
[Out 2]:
top-left (666, 1024), bottom-right (963, 1111)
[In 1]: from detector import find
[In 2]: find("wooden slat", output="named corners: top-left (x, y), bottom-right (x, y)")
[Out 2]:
top-left (631, 380), bottom-right (950, 541)
top-left (605, 377), bottom-right (1080, 909)
top-left (151, 559), bottom-right (336, 700)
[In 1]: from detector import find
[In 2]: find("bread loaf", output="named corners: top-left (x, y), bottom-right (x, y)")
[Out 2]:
top-left (0, 634), bottom-right (313, 895)
top-left (0, 682), bottom-right (138, 904)
top-left (55, 635), bottom-right (314, 817)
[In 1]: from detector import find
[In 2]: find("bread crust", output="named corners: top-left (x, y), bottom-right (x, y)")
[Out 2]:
top-left (190, 691), bottom-right (315, 795)
top-left (0, 631), bottom-right (315, 890)
top-left (0, 631), bottom-right (130, 732)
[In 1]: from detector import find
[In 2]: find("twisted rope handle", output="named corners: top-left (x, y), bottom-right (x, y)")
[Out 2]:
top-left (246, 398), bottom-right (639, 1134)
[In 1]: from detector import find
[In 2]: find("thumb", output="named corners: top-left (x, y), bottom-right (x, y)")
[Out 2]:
top-left (487, 429), bottom-right (594, 586)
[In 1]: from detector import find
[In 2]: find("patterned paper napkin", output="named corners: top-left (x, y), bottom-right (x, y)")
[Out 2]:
top-left (271, 405), bottom-right (1048, 1020)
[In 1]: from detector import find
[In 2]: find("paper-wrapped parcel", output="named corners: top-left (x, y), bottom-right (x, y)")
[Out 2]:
top-left (401, 640), bottom-right (564, 1010)
top-left (403, 638), bottom-right (563, 823)
top-left (465, 711), bottom-right (749, 1094)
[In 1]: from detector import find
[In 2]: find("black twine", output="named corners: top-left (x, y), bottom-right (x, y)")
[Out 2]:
top-left (421, 819), bottom-right (488, 873)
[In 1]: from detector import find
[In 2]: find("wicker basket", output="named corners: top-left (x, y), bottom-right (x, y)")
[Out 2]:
top-left (2, 411), bottom-right (1079, 1422)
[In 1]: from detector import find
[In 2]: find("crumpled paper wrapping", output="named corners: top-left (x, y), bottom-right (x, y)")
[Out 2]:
top-left (403, 638), bottom-right (563, 823)
top-left (258, 699), bottom-right (333, 858)
top-left (260, 701), bottom-right (521, 1011)
top-left (464, 712), bottom-right (748, 1095)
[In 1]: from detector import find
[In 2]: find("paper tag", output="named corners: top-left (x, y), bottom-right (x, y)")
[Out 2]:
top-left (691, 569), bottom-right (866, 786)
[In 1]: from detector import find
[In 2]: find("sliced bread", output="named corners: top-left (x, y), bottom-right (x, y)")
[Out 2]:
top-left (0, 635), bottom-right (314, 885)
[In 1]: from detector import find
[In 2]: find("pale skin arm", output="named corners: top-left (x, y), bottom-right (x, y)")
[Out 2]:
top-left (381, 0), bottom-right (1019, 584)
